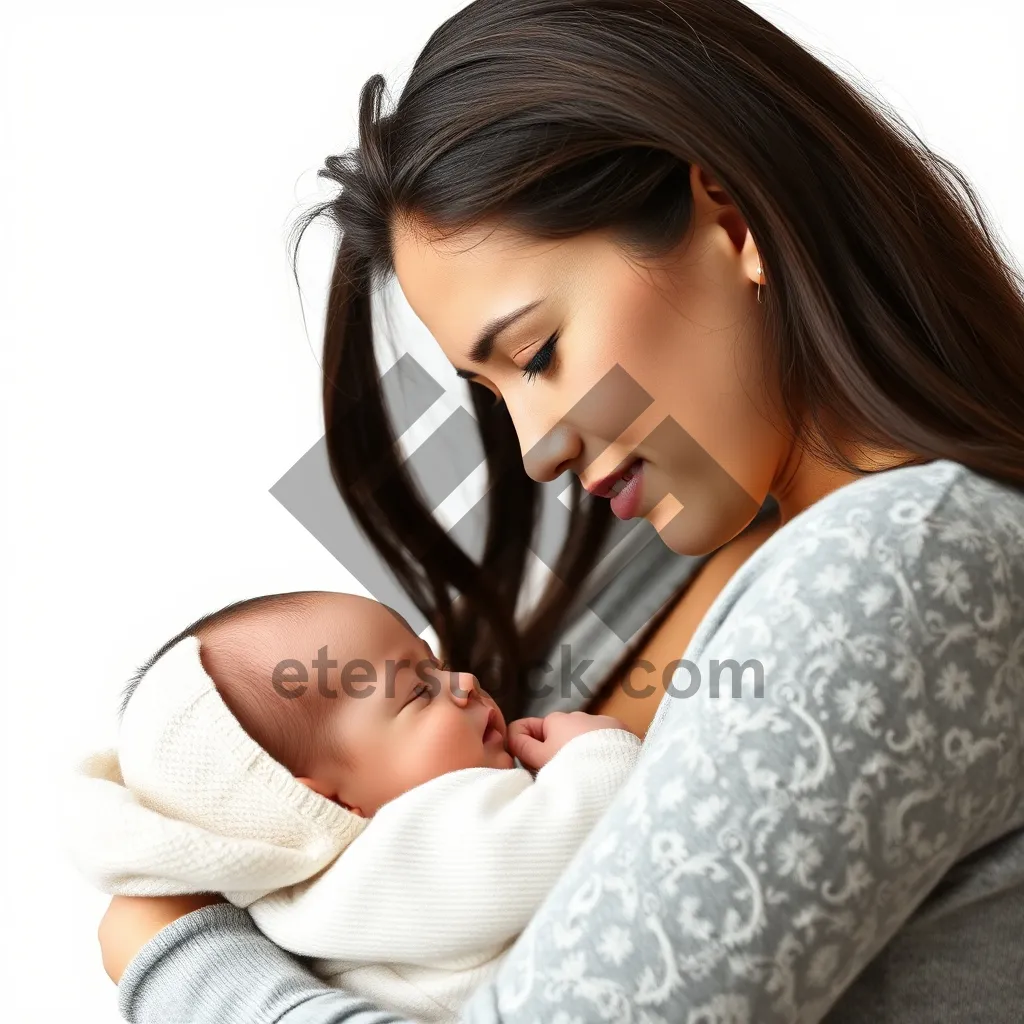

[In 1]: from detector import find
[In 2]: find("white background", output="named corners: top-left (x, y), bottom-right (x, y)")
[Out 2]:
top-left (2, 1), bottom-right (1021, 1020)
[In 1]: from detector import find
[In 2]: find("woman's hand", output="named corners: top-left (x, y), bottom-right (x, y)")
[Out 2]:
top-left (98, 893), bottom-right (225, 984)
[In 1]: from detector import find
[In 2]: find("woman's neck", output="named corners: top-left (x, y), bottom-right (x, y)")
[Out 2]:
top-left (770, 439), bottom-right (919, 526)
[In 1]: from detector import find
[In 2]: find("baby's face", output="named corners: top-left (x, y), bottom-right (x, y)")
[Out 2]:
top-left (273, 593), bottom-right (514, 816)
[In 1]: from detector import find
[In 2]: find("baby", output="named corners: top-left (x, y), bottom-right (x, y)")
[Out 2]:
top-left (67, 589), bottom-right (642, 1023)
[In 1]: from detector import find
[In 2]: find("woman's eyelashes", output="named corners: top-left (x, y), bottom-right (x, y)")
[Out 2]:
top-left (478, 335), bottom-right (558, 408)
top-left (520, 331), bottom-right (559, 382)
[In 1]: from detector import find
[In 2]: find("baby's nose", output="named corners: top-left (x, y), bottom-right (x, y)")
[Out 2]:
top-left (446, 670), bottom-right (479, 704)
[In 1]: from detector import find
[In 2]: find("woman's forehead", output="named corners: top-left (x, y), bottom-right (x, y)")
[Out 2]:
top-left (394, 228), bottom-right (517, 349)
top-left (394, 218), bottom-right (547, 296)
top-left (391, 216), bottom-right (595, 355)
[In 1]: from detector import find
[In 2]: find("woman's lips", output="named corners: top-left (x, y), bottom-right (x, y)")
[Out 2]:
top-left (586, 455), bottom-right (641, 498)
top-left (609, 459), bottom-right (644, 519)
top-left (584, 456), bottom-right (646, 520)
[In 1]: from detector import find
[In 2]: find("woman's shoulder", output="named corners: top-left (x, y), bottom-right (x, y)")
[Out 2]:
top-left (799, 456), bottom-right (1022, 527)
top-left (647, 458), bottom-right (1024, 837)
top-left (674, 459), bottom-right (1024, 686)
top-left (739, 458), bottom-right (1024, 584)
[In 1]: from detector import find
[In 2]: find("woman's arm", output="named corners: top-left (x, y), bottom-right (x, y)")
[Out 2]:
top-left (475, 465), bottom-right (1024, 1022)
top-left (112, 901), bottom-right (408, 1024)
top-left (99, 894), bottom-right (224, 986)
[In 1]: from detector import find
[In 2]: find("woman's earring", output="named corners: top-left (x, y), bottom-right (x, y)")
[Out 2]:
top-left (756, 262), bottom-right (763, 304)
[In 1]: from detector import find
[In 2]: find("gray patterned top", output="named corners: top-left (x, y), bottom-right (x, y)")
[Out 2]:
top-left (117, 459), bottom-right (1024, 1023)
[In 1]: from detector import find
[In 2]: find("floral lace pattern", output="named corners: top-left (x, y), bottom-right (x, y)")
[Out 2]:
top-left (478, 461), bottom-right (1024, 1024)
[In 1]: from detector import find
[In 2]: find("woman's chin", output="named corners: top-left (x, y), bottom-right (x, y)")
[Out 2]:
top-left (650, 494), bottom-right (761, 556)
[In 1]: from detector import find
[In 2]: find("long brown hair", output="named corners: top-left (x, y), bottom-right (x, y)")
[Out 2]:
top-left (286, 0), bottom-right (1024, 720)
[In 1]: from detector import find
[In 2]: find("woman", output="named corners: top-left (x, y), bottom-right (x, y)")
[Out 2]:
top-left (98, 1), bottom-right (1024, 1020)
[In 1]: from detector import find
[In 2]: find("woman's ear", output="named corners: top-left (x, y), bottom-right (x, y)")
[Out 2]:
top-left (295, 775), bottom-right (364, 817)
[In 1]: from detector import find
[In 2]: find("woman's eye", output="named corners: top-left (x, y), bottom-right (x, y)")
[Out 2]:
top-left (520, 332), bottom-right (559, 382)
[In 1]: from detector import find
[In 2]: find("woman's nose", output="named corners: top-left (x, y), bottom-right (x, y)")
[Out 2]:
top-left (519, 419), bottom-right (584, 483)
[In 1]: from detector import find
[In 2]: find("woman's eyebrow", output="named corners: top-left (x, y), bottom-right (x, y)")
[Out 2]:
top-left (453, 299), bottom-right (543, 379)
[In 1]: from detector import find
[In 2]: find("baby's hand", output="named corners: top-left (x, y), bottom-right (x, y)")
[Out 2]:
top-left (506, 711), bottom-right (627, 771)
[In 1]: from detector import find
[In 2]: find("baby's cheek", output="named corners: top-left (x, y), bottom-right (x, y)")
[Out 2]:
top-left (416, 718), bottom-right (483, 779)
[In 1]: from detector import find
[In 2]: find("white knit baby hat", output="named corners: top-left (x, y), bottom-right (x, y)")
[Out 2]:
top-left (64, 633), bottom-right (369, 907)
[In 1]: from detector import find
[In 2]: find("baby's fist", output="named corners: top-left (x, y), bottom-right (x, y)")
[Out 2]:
top-left (506, 711), bottom-right (627, 771)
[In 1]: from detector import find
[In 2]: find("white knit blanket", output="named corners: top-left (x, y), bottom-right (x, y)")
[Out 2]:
top-left (64, 634), bottom-right (642, 1022)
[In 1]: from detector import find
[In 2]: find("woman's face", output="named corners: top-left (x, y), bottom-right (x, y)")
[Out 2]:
top-left (391, 163), bottom-right (790, 555)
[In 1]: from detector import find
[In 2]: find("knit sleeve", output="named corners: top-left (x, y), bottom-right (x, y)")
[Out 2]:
top-left (118, 902), bottom-right (409, 1024)
top-left (466, 461), bottom-right (1024, 1022)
